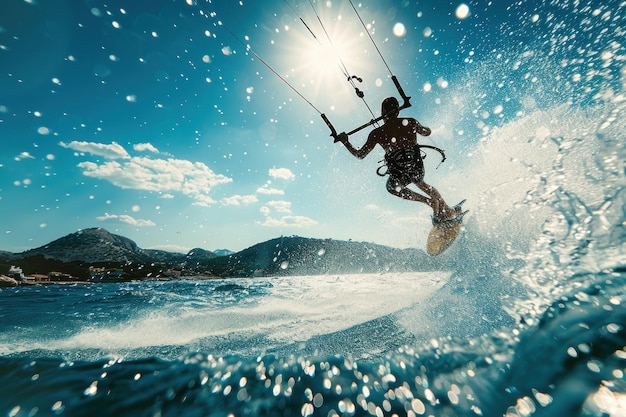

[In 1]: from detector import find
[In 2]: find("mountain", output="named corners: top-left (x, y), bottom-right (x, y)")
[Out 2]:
top-left (201, 236), bottom-right (439, 277)
top-left (0, 250), bottom-right (17, 260)
top-left (212, 249), bottom-right (235, 257)
top-left (142, 249), bottom-right (187, 264)
top-left (1, 229), bottom-right (444, 279)
top-left (183, 248), bottom-right (218, 268)
top-left (20, 228), bottom-right (149, 263)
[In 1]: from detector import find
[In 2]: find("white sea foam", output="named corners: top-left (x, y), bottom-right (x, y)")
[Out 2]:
top-left (0, 273), bottom-right (449, 355)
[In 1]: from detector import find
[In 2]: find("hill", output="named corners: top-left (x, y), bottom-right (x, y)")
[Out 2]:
top-left (183, 248), bottom-right (219, 268)
top-left (0, 250), bottom-right (18, 260)
top-left (201, 236), bottom-right (439, 277)
top-left (21, 228), bottom-right (151, 263)
top-left (1, 229), bottom-right (442, 280)
top-left (212, 249), bottom-right (235, 257)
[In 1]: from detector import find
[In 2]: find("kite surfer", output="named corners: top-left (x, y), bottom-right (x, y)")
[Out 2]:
top-left (336, 96), bottom-right (464, 224)
top-left (195, 0), bottom-right (466, 254)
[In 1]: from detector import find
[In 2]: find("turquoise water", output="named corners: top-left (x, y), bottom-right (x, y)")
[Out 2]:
top-left (1, 270), bottom-right (624, 416)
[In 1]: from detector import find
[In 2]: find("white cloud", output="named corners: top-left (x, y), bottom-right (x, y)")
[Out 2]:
top-left (145, 244), bottom-right (191, 253)
top-left (73, 149), bottom-right (232, 206)
top-left (269, 167), bottom-right (295, 180)
top-left (192, 194), bottom-right (217, 207)
top-left (259, 215), bottom-right (317, 228)
top-left (267, 200), bottom-right (292, 213)
top-left (96, 213), bottom-right (156, 227)
top-left (221, 194), bottom-right (258, 206)
top-left (259, 199), bottom-right (315, 228)
top-left (256, 184), bottom-right (285, 195)
top-left (133, 143), bottom-right (159, 153)
top-left (59, 141), bottom-right (131, 159)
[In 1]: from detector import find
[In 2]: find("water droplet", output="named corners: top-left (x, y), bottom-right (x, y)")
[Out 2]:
top-left (52, 401), bottom-right (64, 413)
top-left (606, 323), bottom-right (622, 333)
top-left (84, 381), bottom-right (98, 396)
top-left (392, 22), bottom-right (406, 37)
top-left (411, 398), bottom-right (425, 414)
top-left (455, 4), bottom-right (470, 19)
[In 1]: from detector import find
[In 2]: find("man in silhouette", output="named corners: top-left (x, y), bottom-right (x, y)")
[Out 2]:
top-left (336, 96), bottom-right (462, 223)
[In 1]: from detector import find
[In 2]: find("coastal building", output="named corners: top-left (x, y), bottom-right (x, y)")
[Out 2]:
top-left (162, 269), bottom-right (182, 278)
top-left (6, 266), bottom-right (78, 283)
top-left (28, 274), bottom-right (50, 282)
top-left (48, 272), bottom-right (75, 281)
top-left (89, 267), bottom-right (124, 281)
top-left (8, 266), bottom-right (25, 282)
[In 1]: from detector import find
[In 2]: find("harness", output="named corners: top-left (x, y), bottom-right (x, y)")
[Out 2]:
top-left (377, 145), bottom-right (447, 179)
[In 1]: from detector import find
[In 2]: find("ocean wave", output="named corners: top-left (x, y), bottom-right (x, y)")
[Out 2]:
top-left (2, 273), bottom-right (623, 417)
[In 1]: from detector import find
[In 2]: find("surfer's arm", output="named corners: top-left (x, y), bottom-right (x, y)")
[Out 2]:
top-left (337, 132), bottom-right (377, 159)
top-left (414, 119), bottom-right (431, 136)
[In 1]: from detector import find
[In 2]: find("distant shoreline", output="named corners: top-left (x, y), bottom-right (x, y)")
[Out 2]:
top-left (0, 274), bottom-right (228, 288)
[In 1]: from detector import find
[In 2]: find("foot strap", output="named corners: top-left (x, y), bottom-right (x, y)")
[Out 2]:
top-left (432, 209), bottom-right (468, 225)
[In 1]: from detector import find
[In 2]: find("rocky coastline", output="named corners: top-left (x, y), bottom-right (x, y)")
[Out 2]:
top-left (1, 228), bottom-right (468, 284)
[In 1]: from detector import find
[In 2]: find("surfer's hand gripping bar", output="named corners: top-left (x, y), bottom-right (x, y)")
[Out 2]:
top-left (321, 113), bottom-right (339, 141)
top-left (391, 75), bottom-right (411, 109)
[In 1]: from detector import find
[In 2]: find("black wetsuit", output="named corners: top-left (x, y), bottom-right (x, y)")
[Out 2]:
top-left (384, 145), bottom-right (424, 192)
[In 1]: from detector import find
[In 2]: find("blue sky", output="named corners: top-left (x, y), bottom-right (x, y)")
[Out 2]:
top-left (1, 0), bottom-right (623, 253)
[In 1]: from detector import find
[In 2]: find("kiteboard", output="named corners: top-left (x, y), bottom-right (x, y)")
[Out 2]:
top-left (426, 201), bottom-right (467, 256)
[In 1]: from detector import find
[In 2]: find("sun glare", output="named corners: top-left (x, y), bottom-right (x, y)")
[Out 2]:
top-left (307, 41), bottom-right (346, 80)
top-left (279, 5), bottom-right (373, 110)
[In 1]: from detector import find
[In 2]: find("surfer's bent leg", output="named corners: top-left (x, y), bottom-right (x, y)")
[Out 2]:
top-left (416, 181), bottom-right (455, 219)
top-left (387, 176), bottom-right (430, 205)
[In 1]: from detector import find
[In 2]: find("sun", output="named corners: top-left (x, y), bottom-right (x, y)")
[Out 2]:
top-left (277, 3), bottom-right (374, 112)
top-left (300, 28), bottom-right (361, 85)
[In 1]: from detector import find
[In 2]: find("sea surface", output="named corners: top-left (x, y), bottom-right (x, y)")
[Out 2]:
top-left (1, 262), bottom-right (625, 417)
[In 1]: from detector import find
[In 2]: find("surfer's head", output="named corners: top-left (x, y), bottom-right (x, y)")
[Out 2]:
top-left (381, 97), bottom-right (400, 119)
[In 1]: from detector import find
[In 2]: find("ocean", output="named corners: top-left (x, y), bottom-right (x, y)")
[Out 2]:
top-left (1, 260), bottom-right (624, 416)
